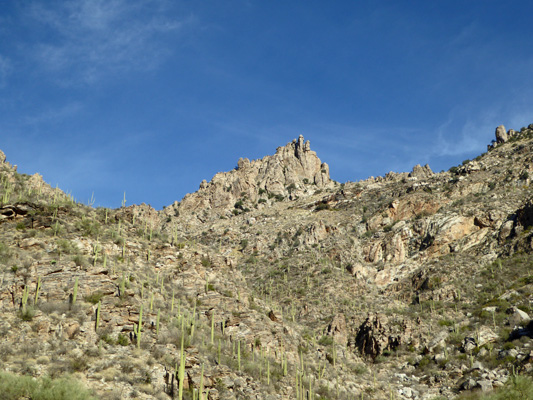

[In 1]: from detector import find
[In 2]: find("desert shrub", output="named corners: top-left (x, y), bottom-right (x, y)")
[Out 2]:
top-left (383, 222), bottom-right (396, 232)
top-left (438, 319), bottom-right (454, 327)
top-left (457, 375), bottom-right (533, 399)
top-left (318, 335), bottom-right (334, 346)
top-left (84, 291), bottom-right (104, 304)
top-left (57, 239), bottom-right (77, 255)
top-left (99, 333), bottom-right (115, 345)
top-left (75, 217), bottom-right (101, 237)
top-left (0, 371), bottom-right (95, 400)
top-left (19, 307), bottom-right (36, 321)
top-left (117, 333), bottom-right (129, 346)
top-left (0, 242), bottom-right (12, 264)
top-left (72, 255), bottom-right (88, 268)
top-left (286, 183), bottom-right (297, 193)
top-left (70, 356), bottom-right (89, 372)
top-left (315, 203), bottom-right (330, 211)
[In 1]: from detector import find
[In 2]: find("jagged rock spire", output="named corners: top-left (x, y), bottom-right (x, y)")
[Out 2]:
top-left (170, 136), bottom-right (331, 217)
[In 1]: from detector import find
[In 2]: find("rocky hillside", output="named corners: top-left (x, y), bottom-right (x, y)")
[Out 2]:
top-left (1, 126), bottom-right (533, 400)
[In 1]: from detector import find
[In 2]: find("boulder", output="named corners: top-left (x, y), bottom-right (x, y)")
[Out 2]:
top-left (354, 313), bottom-right (404, 359)
top-left (495, 125), bottom-right (508, 143)
top-left (478, 380), bottom-right (493, 392)
top-left (409, 164), bottom-right (433, 179)
top-left (460, 337), bottom-right (477, 353)
top-left (506, 306), bottom-right (530, 327)
top-left (516, 198), bottom-right (533, 229)
top-left (324, 313), bottom-right (348, 345)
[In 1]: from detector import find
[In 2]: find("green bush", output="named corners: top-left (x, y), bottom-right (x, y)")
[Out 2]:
top-left (84, 291), bottom-right (104, 305)
top-left (286, 183), bottom-right (297, 193)
top-left (315, 203), bottom-right (330, 211)
top-left (318, 335), bottom-right (334, 346)
top-left (57, 239), bottom-right (77, 255)
top-left (19, 307), bottom-right (35, 321)
top-left (75, 217), bottom-right (101, 238)
top-left (458, 375), bottom-right (533, 399)
top-left (0, 371), bottom-right (96, 400)
top-left (117, 333), bottom-right (129, 346)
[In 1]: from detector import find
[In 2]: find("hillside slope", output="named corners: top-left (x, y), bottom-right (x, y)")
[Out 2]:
top-left (1, 126), bottom-right (533, 399)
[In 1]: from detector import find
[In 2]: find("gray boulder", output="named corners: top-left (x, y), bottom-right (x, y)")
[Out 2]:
top-left (495, 125), bottom-right (508, 143)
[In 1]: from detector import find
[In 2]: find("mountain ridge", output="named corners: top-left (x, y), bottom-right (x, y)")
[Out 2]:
top-left (0, 123), bottom-right (533, 399)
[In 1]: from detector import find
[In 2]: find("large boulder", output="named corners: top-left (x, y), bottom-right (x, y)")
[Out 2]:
top-left (324, 313), bottom-right (348, 345)
top-left (354, 313), bottom-right (405, 359)
top-left (495, 125), bottom-right (508, 143)
top-left (516, 198), bottom-right (533, 229)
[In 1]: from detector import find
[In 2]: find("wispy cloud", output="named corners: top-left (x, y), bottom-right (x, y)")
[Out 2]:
top-left (0, 55), bottom-right (12, 87)
top-left (432, 114), bottom-right (494, 157)
top-left (432, 98), bottom-right (533, 159)
top-left (26, 0), bottom-right (188, 84)
top-left (22, 102), bottom-right (83, 126)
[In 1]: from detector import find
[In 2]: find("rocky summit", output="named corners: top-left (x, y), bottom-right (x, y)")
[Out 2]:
top-left (2, 126), bottom-right (533, 400)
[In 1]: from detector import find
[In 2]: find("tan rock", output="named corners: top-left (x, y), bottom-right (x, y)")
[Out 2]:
top-left (495, 125), bottom-right (508, 143)
top-left (324, 313), bottom-right (348, 345)
top-left (164, 135), bottom-right (332, 218)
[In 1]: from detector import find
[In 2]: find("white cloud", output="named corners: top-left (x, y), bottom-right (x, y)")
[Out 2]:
top-left (27, 0), bottom-right (187, 84)
top-left (431, 106), bottom-right (501, 158)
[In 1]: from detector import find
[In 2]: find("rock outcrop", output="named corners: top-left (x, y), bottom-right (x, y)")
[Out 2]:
top-left (495, 125), bottom-right (508, 143)
top-left (165, 135), bottom-right (331, 219)
top-left (409, 164), bottom-right (433, 179)
top-left (354, 314), bottom-right (406, 359)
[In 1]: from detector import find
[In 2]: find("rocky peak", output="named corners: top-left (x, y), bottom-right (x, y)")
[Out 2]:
top-left (409, 164), bottom-right (433, 179)
top-left (167, 135), bottom-right (331, 219)
top-left (488, 123), bottom-right (533, 150)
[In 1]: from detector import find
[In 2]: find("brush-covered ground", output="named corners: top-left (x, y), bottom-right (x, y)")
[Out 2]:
top-left (1, 125), bottom-right (533, 399)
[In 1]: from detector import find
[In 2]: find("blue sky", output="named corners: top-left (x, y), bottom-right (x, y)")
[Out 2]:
top-left (1, 1), bottom-right (532, 209)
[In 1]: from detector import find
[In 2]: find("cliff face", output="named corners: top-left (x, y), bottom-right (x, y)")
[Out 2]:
top-left (166, 135), bottom-right (331, 219)
top-left (1, 125), bottom-right (533, 399)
